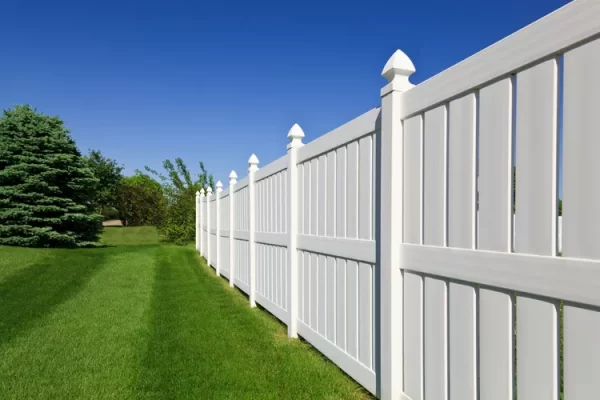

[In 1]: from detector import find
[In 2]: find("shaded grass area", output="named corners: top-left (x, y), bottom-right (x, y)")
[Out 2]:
top-left (99, 225), bottom-right (161, 246)
top-left (0, 227), bottom-right (369, 399)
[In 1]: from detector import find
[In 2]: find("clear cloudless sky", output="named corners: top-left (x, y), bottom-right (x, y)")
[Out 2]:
top-left (0, 0), bottom-right (570, 186)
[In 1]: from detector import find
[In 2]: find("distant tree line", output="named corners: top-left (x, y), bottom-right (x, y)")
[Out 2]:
top-left (0, 105), bottom-right (214, 247)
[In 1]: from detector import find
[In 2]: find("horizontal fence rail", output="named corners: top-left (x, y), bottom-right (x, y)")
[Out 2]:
top-left (196, 1), bottom-right (599, 398)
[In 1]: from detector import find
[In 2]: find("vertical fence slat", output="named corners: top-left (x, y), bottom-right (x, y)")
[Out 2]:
top-left (318, 154), bottom-right (327, 237)
top-left (404, 272), bottom-right (424, 400)
top-left (346, 260), bottom-right (358, 359)
top-left (515, 59), bottom-right (558, 256)
top-left (478, 78), bottom-right (513, 252)
top-left (268, 246), bottom-right (272, 301)
top-left (347, 141), bottom-right (359, 239)
top-left (282, 247), bottom-right (286, 309)
top-left (273, 175), bottom-right (277, 233)
top-left (272, 246), bottom-right (276, 303)
top-left (336, 258), bottom-right (347, 351)
top-left (311, 253), bottom-right (318, 330)
top-left (276, 174), bottom-right (280, 233)
top-left (326, 256), bottom-right (336, 342)
top-left (359, 135), bottom-right (372, 240)
top-left (269, 246), bottom-right (274, 302)
top-left (447, 93), bottom-right (476, 249)
top-left (517, 297), bottom-right (558, 400)
top-left (318, 254), bottom-right (326, 335)
top-left (304, 250), bottom-right (311, 325)
top-left (404, 115), bottom-right (423, 244)
top-left (304, 163), bottom-right (310, 235)
top-left (256, 245), bottom-right (260, 295)
top-left (336, 147), bottom-right (347, 238)
top-left (299, 164), bottom-right (305, 235)
top-left (449, 283), bottom-right (477, 400)
top-left (275, 246), bottom-right (279, 305)
top-left (513, 58), bottom-right (559, 400)
top-left (299, 251), bottom-right (305, 322)
top-left (311, 158), bottom-right (318, 236)
top-left (358, 263), bottom-right (372, 369)
top-left (478, 77), bottom-right (514, 400)
top-left (424, 277), bottom-right (448, 400)
top-left (423, 105), bottom-right (447, 246)
top-left (279, 246), bottom-right (283, 308)
top-left (563, 38), bottom-right (600, 400)
top-left (275, 174), bottom-right (279, 233)
top-left (371, 132), bottom-right (377, 241)
top-left (479, 288), bottom-right (513, 400)
top-left (327, 151), bottom-right (336, 237)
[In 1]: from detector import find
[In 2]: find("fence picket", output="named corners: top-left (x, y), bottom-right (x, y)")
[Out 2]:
top-left (423, 105), bottom-right (446, 247)
top-left (424, 277), bottom-right (448, 400)
top-left (404, 272), bottom-right (424, 400)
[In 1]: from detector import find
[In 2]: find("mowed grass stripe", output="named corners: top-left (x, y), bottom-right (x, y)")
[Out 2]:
top-left (0, 227), bottom-right (371, 399)
top-left (0, 248), bottom-right (109, 347)
top-left (0, 245), bottom-right (157, 399)
top-left (138, 246), bottom-right (369, 399)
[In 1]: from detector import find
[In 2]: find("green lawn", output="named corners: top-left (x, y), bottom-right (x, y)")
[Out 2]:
top-left (0, 227), bottom-right (369, 399)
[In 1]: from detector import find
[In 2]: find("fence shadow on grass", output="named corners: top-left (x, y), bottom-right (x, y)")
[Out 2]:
top-left (0, 250), bottom-right (108, 347)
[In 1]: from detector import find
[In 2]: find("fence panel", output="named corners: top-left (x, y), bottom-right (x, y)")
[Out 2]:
top-left (254, 163), bottom-right (288, 322)
top-left (192, 3), bottom-right (600, 399)
top-left (394, 3), bottom-right (600, 400)
top-left (295, 109), bottom-right (378, 393)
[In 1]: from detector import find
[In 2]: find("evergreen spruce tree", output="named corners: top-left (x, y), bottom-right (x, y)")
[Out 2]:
top-left (0, 105), bottom-right (102, 247)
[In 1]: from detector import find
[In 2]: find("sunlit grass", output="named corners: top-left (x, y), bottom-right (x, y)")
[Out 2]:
top-left (0, 227), bottom-right (369, 399)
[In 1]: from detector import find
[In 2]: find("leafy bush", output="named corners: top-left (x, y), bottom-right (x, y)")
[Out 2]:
top-left (101, 207), bottom-right (120, 221)
top-left (146, 159), bottom-right (214, 245)
top-left (0, 105), bottom-right (102, 247)
top-left (84, 149), bottom-right (123, 214)
top-left (114, 172), bottom-right (166, 227)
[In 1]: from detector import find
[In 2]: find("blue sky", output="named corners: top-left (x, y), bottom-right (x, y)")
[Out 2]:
top-left (0, 0), bottom-right (569, 185)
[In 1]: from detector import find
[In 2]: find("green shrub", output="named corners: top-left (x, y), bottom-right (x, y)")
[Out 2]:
top-left (101, 207), bottom-right (120, 221)
top-left (84, 149), bottom-right (123, 212)
top-left (146, 159), bottom-right (213, 245)
top-left (115, 172), bottom-right (166, 227)
top-left (0, 105), bottom-right (102, 247)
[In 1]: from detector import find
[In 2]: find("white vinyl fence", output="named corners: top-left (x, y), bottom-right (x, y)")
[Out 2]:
top-left (195, 1), bottom-right (600, 398)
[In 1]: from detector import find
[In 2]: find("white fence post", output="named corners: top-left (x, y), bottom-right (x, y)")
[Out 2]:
top-left (195, 190), bottom-right (201, 251)
top-left (216, 181), bottom-right (223, 276)
top-left (286, 124), bottom-right (304, 338)
top-left (200, 188), bottom-right (205, 256)
top-left (229, 171), bottom-right (237, 287)
top-left (248, 154), bottom-right (259, 307)
top-left (378, 49), bottom-right (415, 399)
top-left (206, 186), bottom-right (213, 266)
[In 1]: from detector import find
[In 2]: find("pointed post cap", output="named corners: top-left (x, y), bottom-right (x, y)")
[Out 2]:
top-left (206, 186), bottom-right (213, 195)
top-left (248, 154), bottom-right (259, 172)
top-left (287, 123), bottom-right (305, 150)
top-left (216, 181), bottom-right (223, 192)
top-left (200, 188), bottom-right (205, 196)
top-left (229, 170), bottom-right (238, 185)
top-left (381, 49), bottom-right (415, 93)
top-left (196, 190), bottom-right (200, 197)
